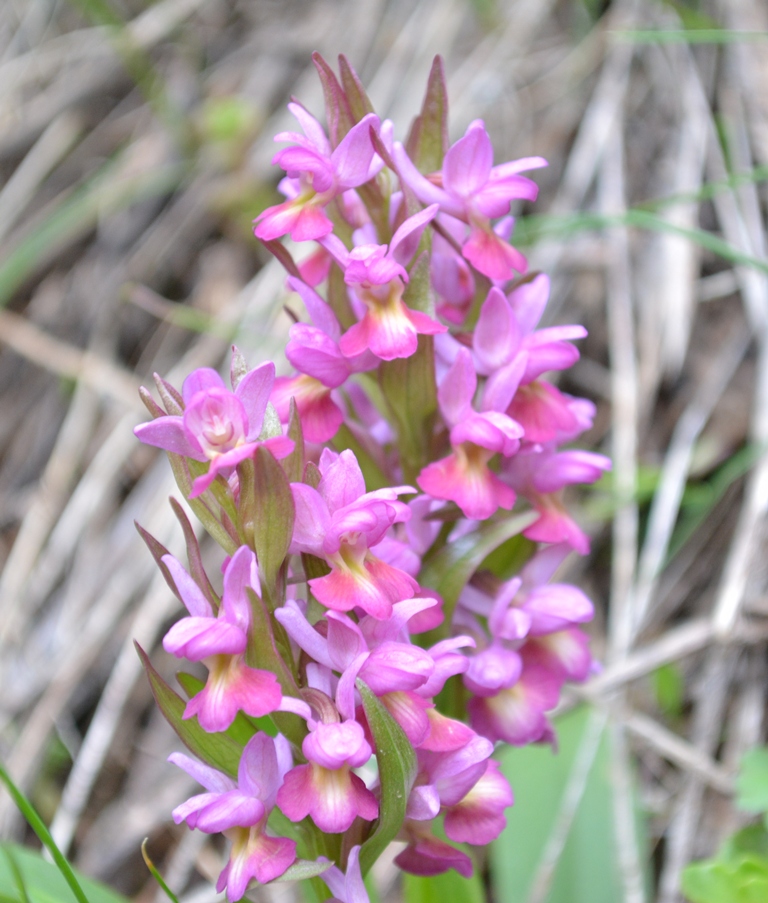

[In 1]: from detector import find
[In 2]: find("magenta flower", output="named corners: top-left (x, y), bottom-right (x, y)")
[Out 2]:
top-left (468, 660), bottom-right (562, 746)
top-left (417, 348), bottom-right (523, 519)
top-left (406, 732), bottom-right (495, 824)
top-left (277, 719), bottom-right (378, 833)
top-left (290, 449), bottom-right (418, 619)
top-left (162, 547), bottom-right (282, 732)
top-left (443, 759), bottom-right (513, 845)
top-left (395, 821), bottom-right (473, 878)
top-left (135, 361), bottom-right (292, 498)
top-left (503, 446), bottom-right (611, 553)
top-left (254, 103), bottom-right (380, 243)
top-left (393, 121), bottom-right (546, 281)
top-left (276, 603), bottom-right (435, 719)
top-left (170, 733), bottom-right (296, 900)
top-left (320, 206), bottom-right (446, 361)
top-left (271, 277), bottom-right (376, 443)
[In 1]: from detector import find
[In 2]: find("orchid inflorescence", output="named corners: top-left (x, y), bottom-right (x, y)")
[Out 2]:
top-left (134, 54), bottom-right (610, 903)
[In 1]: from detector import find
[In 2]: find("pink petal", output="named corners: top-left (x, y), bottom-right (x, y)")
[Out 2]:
top-left (443, 760), bottom-right (513, 845)
top-left (390, 204), bottom-right (440, 265)
top-left (161, 554), bottom-right (212, 617)
top-left (318, 448), bottom-right (366, 512)
top-left (462, 226), bottom-right (527, 282)
top-left (182, 368), bottom-right (225, 403)
top-left (286, 101), bottom-right (331, 155)
top-left (331, 114), bottom-right (380, 188)
top-left (163, 616), bottom-right (246, 661)
top-left (438, 347), bottom-right (477, 427)
top-left (443, 121), bottom-right (493, 198)
top-left (236, 362), bottom-right (275, 440)
top-left (291, 203), bottom-right (335, 242)
top-left (392, 143), bottom-right (461, 217)
top-left (417, 453), bottom-right (516, 521)
top-left (134, 417), bottom-right (205, 459)
top-left (290, 483), bottom-right (331, 554)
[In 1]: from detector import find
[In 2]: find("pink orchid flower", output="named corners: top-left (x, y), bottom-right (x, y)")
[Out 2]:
top-left (417, 348), bottom-right (523, 520)
top-left (170, 732), bottom-right (296, 900)
top-left (253, 103), bottom-right (380, 243)
top-left (503, 446), bottom-right (611, 553)
top-left (395, 821), bottom-right (473, 878)
top-left (317, 205), bottom-right (446, 361)
top-left (162, 547), bottom-right (282, 732)
top-left (393, 120), bottom-right (546, 282)
top-left (271, 277), bottom-right (375, 443)
top-left (134, 361), bottom-right (292, 498)
top-left (290, 449), bottom-right (418, 619)
top-left (277, 718), bottom-right (378, 834)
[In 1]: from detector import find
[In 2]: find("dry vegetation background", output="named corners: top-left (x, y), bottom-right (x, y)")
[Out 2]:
top-left (1, 0), bottom-right (768, 900)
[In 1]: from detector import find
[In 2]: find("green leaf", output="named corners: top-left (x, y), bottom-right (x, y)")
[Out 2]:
top-left (721, 826), bottom-right (768, 862)
top-left (358, 681), bottom-right (417, 876)
top-left (1, 846), bottom-right (30, 903)
top-left (491, 707), bottom-right (649, 903)
top-left (681, 856), bottom-right (768, 903)
top-left (419, 510), bottom-right (539, 635)
top-left (135, 643), bottom-right (242, 778)
top-left (736, 748), bottom-right (768, 814)
top-left (403, 867), bottom-right (484, 903)
top-left (0, 843), bottom-right (129, 903)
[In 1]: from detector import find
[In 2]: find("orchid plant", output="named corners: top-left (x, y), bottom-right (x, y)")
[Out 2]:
top-left (134, 54), bottom-right (610, 903)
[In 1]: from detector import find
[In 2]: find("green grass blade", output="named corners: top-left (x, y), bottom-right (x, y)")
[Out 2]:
top-left (611, 29), bottom-right (768, 44)
top-left (0, 763), bottom-right (90, 903)
top-left (515, 209), bottom-right (768, 275)
top-left (141, 840), bottom-right (179, 903)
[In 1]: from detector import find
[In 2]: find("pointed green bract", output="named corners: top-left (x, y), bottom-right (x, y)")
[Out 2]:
top-left (358, 681), bottom-right (417, 876)
top-left (169, 497), bottom-right (220, 610)
top-left (312, 52), bottom-right (354, 147)
top-left (166, 452), bottom-right (239, 554)
top-left (252, 446), bottom-right (295, 602)
top-left (135, 642), bottom-right (242, 778)
top-left (338, 55), bottom-right (375, 121)
top-left (379, 335), bottom-right (438, 483)
top-left (283, 398), bottom-right (306, 485)
top-left (415, 55), bottom-right (448, 174)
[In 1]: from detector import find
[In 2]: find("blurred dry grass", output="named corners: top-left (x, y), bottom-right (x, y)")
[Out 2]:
top-left (0, 0), bottom-right (768, 900)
